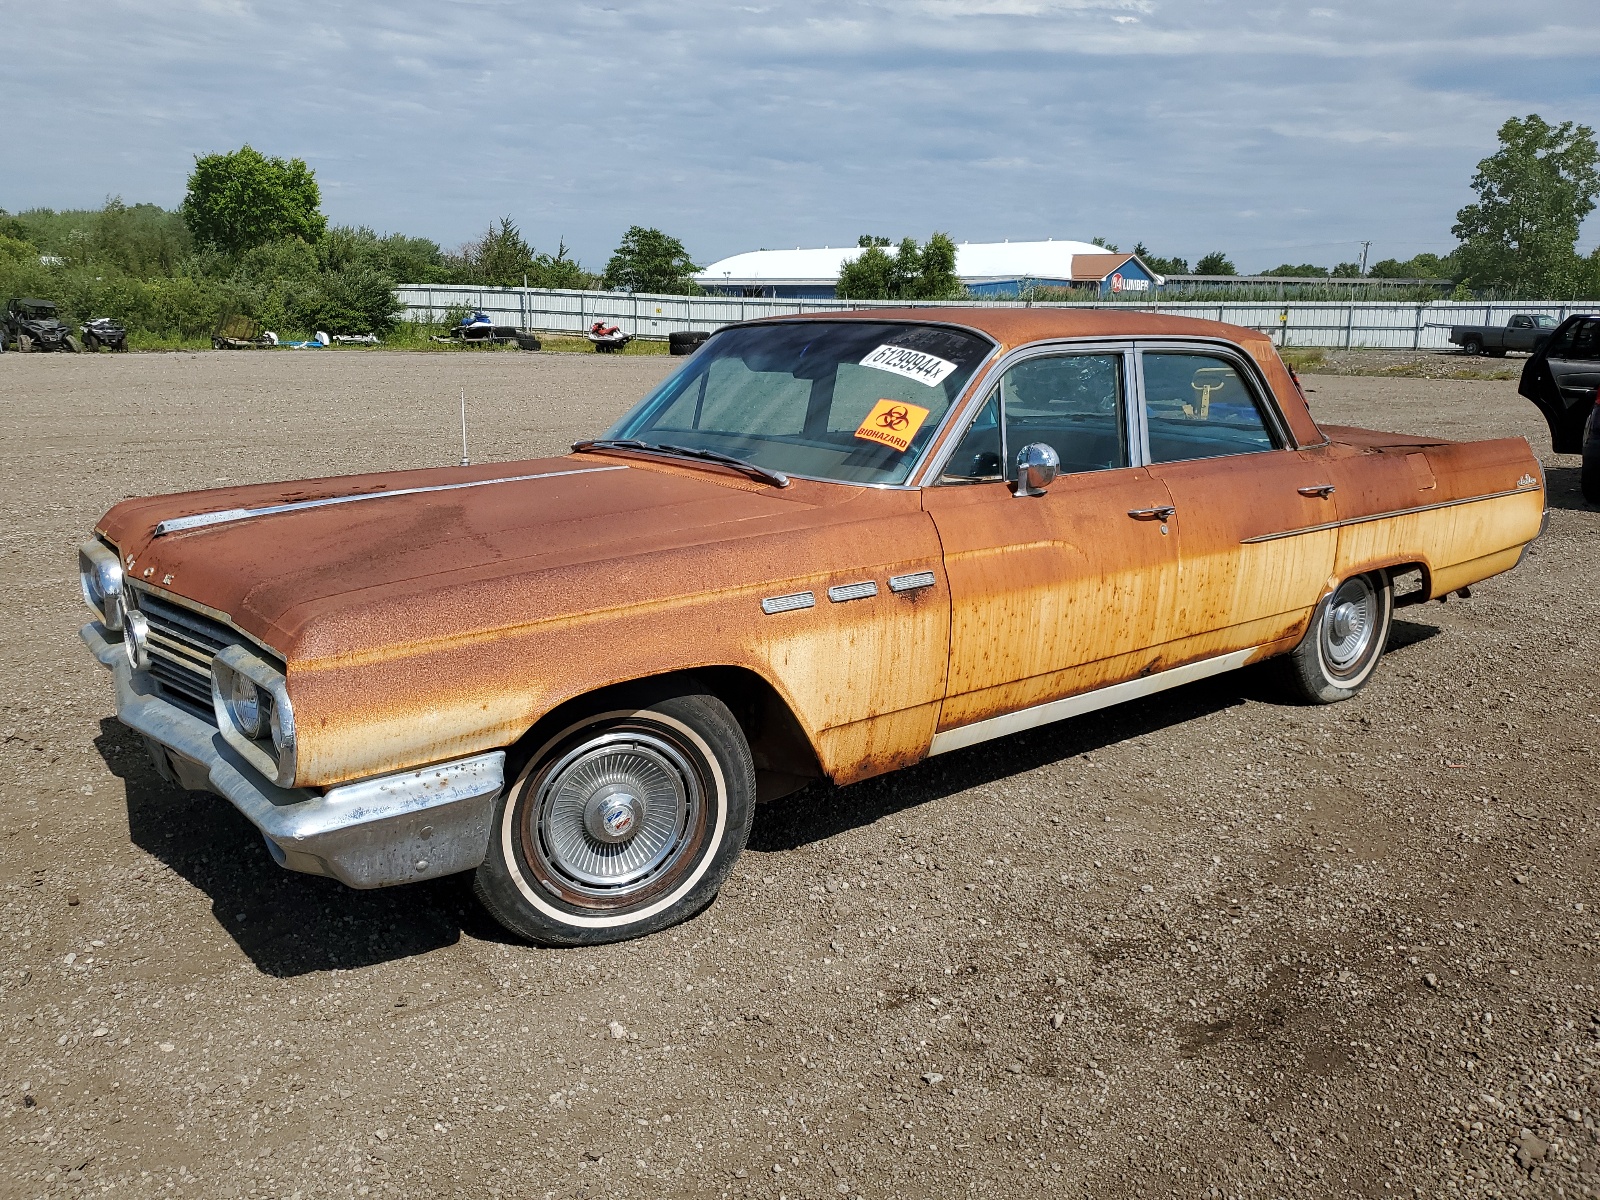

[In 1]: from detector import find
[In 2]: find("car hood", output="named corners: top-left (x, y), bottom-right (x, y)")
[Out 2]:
top-left (98, 453), bottom-right (868, 661)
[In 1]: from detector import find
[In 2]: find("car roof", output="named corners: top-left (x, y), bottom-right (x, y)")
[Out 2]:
top-left (16, 297), bottom-right (56, 308)
top-left (757, 306), bottom-right (1277, 353)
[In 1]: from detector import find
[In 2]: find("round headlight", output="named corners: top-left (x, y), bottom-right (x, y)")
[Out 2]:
top-left (229, 672), bottom-right (266, 739)
top-left (123, 610), bottom-right (150, 671)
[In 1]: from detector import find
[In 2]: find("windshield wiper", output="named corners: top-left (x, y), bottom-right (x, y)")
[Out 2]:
top-left (572, 439), bottom-right (789, 488)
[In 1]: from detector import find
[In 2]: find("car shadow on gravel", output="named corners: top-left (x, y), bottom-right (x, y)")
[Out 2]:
top-left (750, 624), bottom-right (1441, 854)
top-left (95, 718), bottom-right (516, 977)
top-left (1543, 464), bottom-right (1596, 511)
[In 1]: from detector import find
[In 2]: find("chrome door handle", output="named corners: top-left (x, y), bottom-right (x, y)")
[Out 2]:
top-left (1128, 506), bottom-right (1176, 521)
top-left (1297, 484), bottom-right (1336, 498)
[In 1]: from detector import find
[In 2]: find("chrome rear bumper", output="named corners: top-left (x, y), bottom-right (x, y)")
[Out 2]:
top-left (82, 621), bottom-right (503, 889)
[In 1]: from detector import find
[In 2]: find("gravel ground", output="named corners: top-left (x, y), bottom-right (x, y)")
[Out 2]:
top-left (1, 350), bottom-right (1596, 1200)
top-left (1302, 349), bottom-right (1524, 381)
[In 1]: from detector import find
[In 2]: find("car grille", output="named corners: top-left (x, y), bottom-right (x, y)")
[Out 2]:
top-left (132, 589), bottom-right (245, 722)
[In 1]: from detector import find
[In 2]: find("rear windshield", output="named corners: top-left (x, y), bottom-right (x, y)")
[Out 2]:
top-left (607, 321), bottom-right (993, 484)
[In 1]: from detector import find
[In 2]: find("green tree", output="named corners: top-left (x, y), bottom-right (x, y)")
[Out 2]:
top-left (1194, 251), bottom-right (1236, 276)
top-left (1367, 251), bottom-right (1458, 280)
top-left (836, 232), bottom-right (963, 300)
top-left (837, 243), bottom-right (897, 299)
top-left (1262, 263), bottom-right (1329, 277)
top-left (602, 226), bottom-right (701, 294)
top-left (471, 217), bottom-right (536, 287)
top-left (529, 240), bottom-right (592, 289)
top-left (1131, 243), bottom-right (1187, 275)
top-left (1330, 262), bottom-right (1363, 278)
top-left (181, 145), bottom-right (325, 255)
top-left (1452, 114), bottom-right (1600, 296)
top-left (1090, 236), bottom-right (1120, 252)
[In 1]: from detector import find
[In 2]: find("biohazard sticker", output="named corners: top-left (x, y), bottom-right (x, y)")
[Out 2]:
top-left (854, 399), bottom-right (931, 453)
top-left (859, 343), bottom-right (957, 387)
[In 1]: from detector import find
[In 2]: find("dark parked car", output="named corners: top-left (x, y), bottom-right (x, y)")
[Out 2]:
top-left (1519, 313), bottom-right (1600, 503)
top-left (1450, 313), bottom-right (1557, 356)
top-left (4, 297), bottom-right (78, 352)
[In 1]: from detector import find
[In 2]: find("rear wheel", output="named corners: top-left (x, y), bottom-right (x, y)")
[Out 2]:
top-left (1461, 336), bottom-right (1482, 356)
top-left (473, 683), bottom-right (755, 946)
top-left (1279, 570), bottom-right (1393, 703)
top-left (62, 335), bottom-right (80, 353)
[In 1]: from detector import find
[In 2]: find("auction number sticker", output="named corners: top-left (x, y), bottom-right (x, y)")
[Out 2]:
top-left (854, 399), bottom-right (931, 453)
top-left (859, 344), bottom-right (957, 387)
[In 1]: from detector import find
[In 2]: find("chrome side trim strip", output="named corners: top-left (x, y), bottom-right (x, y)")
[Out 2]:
top-left (928, 647), bottom-right (1259, 757)
top-left (153, 465), bottom-right (629, 536)
top-left (1239, 519), bottom-right (1344, 544)
top-left (1238, 485), bottom-right (1541, 545)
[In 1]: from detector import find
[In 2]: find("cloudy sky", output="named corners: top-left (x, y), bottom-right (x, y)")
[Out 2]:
top-left (8, 1), bottom-right (1599, 273)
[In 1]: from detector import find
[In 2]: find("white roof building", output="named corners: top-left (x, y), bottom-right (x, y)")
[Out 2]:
top-left (695, 239), bottom-right (1161, 298)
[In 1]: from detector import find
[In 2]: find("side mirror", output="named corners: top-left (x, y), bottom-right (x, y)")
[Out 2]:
top-left (1013, 442), bottom-right (1060, 497)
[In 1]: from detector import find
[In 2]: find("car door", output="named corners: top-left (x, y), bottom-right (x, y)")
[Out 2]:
top-left (1551, 317), bottom-right (1600, 408)
top-left (1134, 344), bottom-right (1340, 661)
top-left (921, 347), bottom-right (1181, 744)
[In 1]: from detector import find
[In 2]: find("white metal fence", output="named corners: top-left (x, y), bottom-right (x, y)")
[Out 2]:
top-left (395, 285), bottom-right (1594, 351)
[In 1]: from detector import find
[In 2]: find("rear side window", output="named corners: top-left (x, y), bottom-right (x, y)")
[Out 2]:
top-left (1141, 352), bottom-right (1277, 463)
top-left (1569, 319), bottom-right (1600, 361)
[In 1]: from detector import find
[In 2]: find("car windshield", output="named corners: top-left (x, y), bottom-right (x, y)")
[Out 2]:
top-left (605, 321), bottom-right (994, 485)
top-left (20, 303), bottom-right (56, 318)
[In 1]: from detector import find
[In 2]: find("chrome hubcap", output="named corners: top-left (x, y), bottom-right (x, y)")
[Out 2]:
top-left (534, 732), bottom-right (695, 896)
top-left (1322, 576), bottom-right (1377, 673)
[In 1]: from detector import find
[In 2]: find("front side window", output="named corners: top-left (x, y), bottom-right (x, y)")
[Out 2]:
top-left (1141, 352), bottom-right (1277, 463)
top-left (941, 353), bottom-right (1128, 483)
top-left (1002, 354), bottom-right (1127, 478)
top-left (608, 321), bottom-right (993, 485)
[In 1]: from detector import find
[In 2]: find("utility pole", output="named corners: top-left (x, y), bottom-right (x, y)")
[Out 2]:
top-left (1359, 240), bottom-right (1373, 277)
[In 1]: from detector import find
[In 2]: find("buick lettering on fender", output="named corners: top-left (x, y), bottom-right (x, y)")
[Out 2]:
top-left (78, 310), bottom-right (1547, 945)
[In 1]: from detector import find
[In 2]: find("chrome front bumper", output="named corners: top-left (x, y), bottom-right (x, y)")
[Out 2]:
top-left (82, 621), bottom-right (504, 889)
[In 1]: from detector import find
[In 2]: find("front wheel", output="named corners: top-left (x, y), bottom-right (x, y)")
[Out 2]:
top-left (84, 333), bottom-right (100, 352)
top-left (473, 684), bottom-right (755, 946)
top-left (62, 335), bottom-right (80, 353)
top-left (1278, 570), bottom-right (1393, 703)
top-left (17, 332), bottom-right (33, 353)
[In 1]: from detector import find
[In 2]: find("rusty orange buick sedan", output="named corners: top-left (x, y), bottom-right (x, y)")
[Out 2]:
top-left (78, 310), bottom-right (1545, 944)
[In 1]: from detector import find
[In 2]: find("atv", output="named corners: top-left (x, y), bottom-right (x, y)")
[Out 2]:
top-left (81, 316), bottom-right (128, 352)
top-left (212, 314), bottom-right (277, 350)
top-left (4, 297), bottom-right (78, 353)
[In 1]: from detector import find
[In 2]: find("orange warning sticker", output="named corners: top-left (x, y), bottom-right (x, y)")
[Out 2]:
top-left (854, 399), bottom-right (931, 453)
